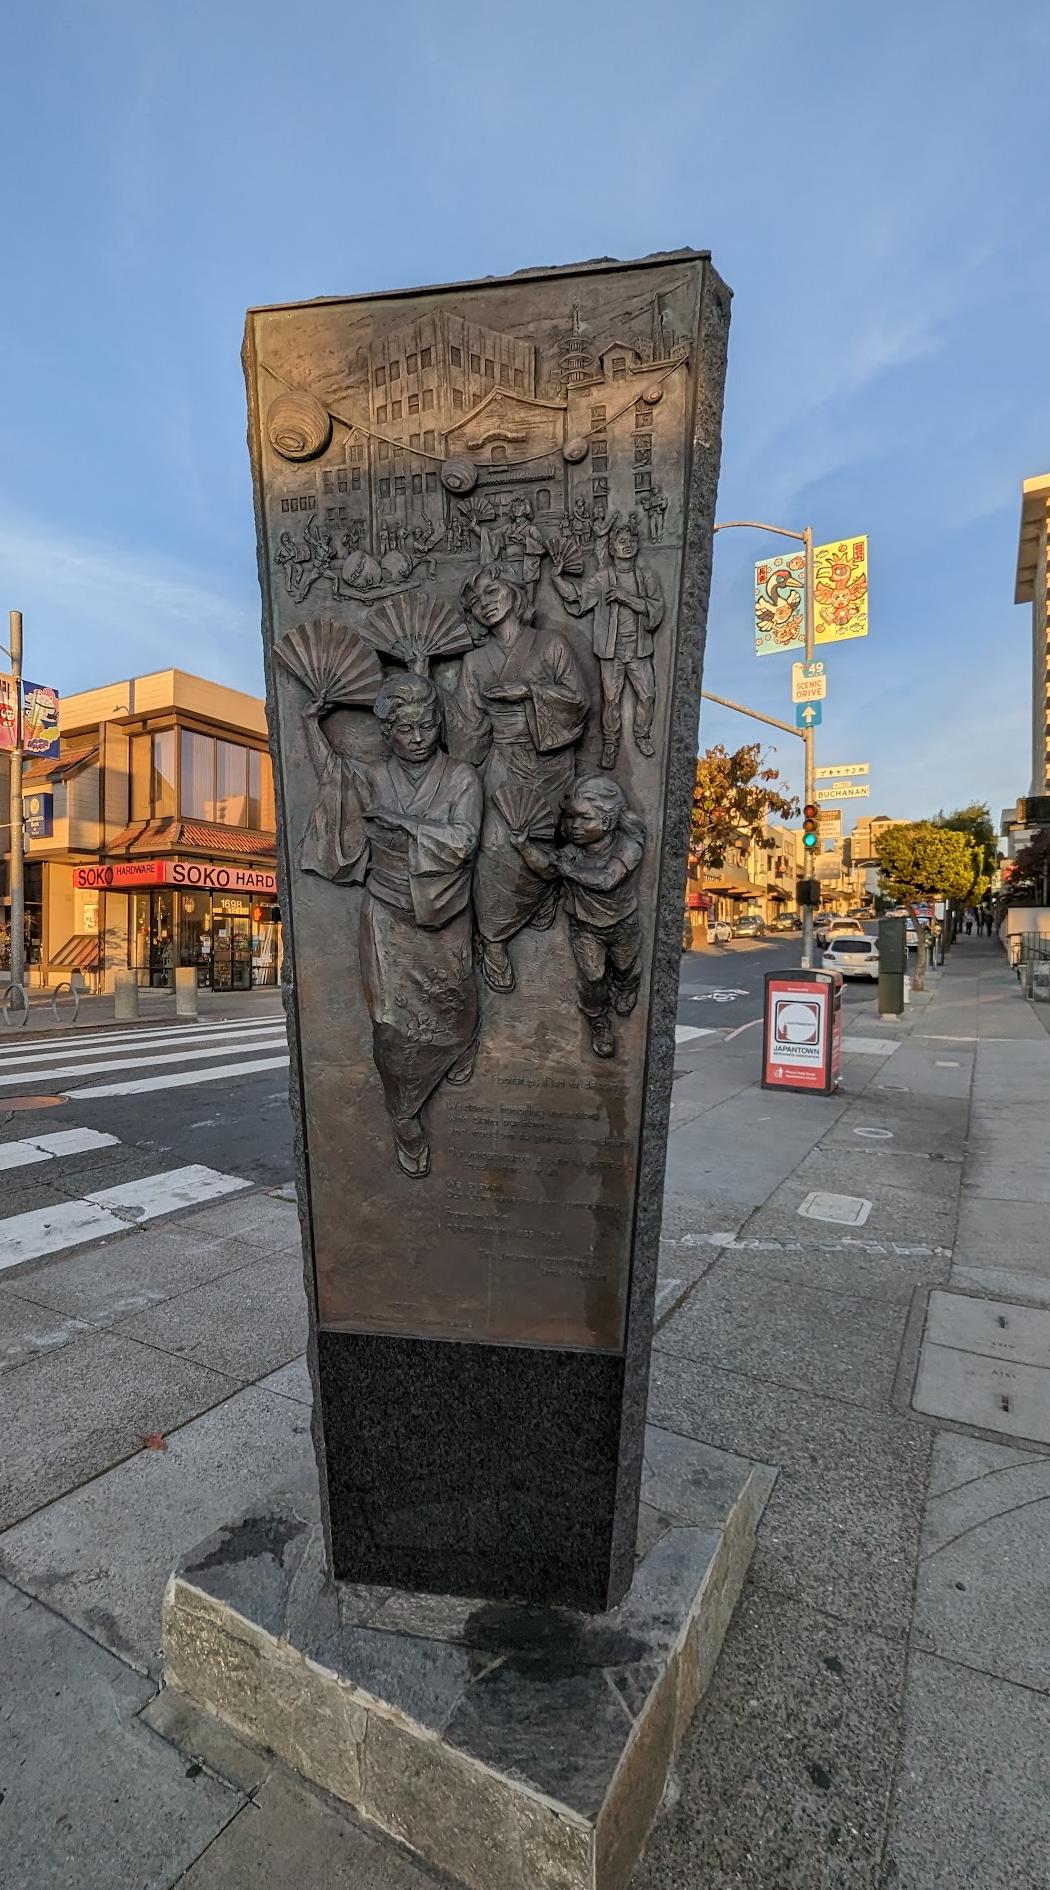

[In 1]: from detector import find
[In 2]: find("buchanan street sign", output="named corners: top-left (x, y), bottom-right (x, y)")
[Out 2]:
top-left (72, 861), bottom-right (277, 894)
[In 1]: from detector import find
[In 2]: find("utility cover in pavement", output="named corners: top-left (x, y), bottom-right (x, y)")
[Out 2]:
top-left (797, 1190), bottom-right (873, 1226)
top-left (914, 1292), bottom-right (1050, 1444)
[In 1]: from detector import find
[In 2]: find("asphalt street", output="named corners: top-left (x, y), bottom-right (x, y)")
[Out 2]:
top-left (677, 932), bottom-right (880, 1035)
top-left (0, 941), bottom-right (881, 1252)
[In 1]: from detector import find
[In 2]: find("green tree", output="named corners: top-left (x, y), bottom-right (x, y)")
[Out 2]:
top-left (876, 822), bottom-right (984, 988)
top-left (691, 743), bottom-right (798, 875)
top-left (932, 802), bottom-right (998, 887)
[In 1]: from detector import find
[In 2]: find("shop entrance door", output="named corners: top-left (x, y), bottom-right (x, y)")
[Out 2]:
top-left (211, 913), bottom-right (253, 992)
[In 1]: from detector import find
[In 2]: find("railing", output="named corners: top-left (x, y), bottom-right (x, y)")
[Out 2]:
top-left (1011, 933), bottom-right (1050, 1001)
top-left (1, 979), bottom-right (81, 1029)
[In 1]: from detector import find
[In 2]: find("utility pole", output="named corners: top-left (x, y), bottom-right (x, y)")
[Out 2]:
top-left (3, 611), bottom-right (24, 993)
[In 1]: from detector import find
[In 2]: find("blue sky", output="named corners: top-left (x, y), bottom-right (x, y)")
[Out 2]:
top-left (3, 0), bottom-right (1048, 832)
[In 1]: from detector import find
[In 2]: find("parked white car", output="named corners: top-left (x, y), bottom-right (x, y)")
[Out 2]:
top-left (822, 935), bottom-right (880, 980)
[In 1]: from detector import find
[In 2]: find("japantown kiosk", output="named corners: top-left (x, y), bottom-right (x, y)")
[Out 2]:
top-left (17, 668), bottom-right (280, 990)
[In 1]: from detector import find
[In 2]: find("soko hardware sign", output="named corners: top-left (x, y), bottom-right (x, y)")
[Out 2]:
top-left (73, 861), bottom-right (278, 894)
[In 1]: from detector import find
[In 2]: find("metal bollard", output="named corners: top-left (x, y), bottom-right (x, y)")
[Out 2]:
top-left (175, 967), bottom-right (199, 1019)
top-left (114, 971), bottom-right (140, 1022)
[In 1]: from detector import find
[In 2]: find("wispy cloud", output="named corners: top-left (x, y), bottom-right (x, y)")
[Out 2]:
top-left (0, 511), bottom-right (258, 692)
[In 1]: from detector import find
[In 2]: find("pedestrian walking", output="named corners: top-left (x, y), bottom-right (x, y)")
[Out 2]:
top-left (965, 910), bottom-right (973, 935)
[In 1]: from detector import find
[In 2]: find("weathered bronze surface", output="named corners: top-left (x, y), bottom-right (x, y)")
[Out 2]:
top-left (246, 255), bottom-right (725, 1356)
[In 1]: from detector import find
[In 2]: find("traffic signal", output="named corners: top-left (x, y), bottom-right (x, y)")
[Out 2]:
top-left (802, 803), bottom-right (819, 851)
top-left (796, 876), bottom-right (821, 908)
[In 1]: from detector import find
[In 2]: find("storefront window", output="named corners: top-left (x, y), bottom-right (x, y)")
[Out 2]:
top-left (130, 735), bottom-right (151, 821)
top-left (181, 730), bottom-right (215, 820)
top-left (152, 729), bottom-right (176, 818)
top-left (216, 741), bottom-right (248, 825)
top-left (178, 890), bottom-right (212, 986)
top-left (248, 749), bottom-right (276, 830)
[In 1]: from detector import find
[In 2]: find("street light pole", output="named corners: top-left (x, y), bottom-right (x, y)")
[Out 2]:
top-left (712, 519), bottom-right (819, 966)
top-left (4, 610), bottom-right (24, 992)
top-left (801, 525), bottom-right (816, 969)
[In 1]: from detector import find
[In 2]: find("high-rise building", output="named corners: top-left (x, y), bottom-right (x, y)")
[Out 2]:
top-left (1015, 472), bottom-right (1050, 795)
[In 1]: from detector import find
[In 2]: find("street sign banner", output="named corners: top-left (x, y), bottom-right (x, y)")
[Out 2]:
top-left (817, 808), bottom-right (841, 833)
top-left (755, 552), bottom-right (806, 657)
top-left (23, 681), bottom-right (60, 759)
top-left (791, 660), bottom-right (827, 703)
top-left (23, 792), bottom-right (54, 839)
top-left (795, 701), bottom-right (822, 729)
top-left (815, 763), bottom-right (869, 778)
top-left (0, 674), bottom-right (15, 753)
top-left (815, 783), bottom-right (870, 801)
top-left (813, 536), bottom-right (869, 646)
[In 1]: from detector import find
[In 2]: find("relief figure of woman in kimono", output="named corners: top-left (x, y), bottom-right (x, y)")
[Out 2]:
top-left (446, 567), bottom-right (590, 994)
top-left (300, 672), bottom-right (482, 1179)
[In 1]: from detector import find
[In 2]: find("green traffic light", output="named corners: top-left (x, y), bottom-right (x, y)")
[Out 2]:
top-left (803, 831), bottom-right (818, 848)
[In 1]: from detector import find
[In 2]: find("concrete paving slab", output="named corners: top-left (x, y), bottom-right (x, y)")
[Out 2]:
top-left (0, 1329), bottom-right (238, 1528)
top-left (0, 1577), bottom-right (241, 1890)
top-left (633, 1586), bottom-right (906, 1890)
top-left (714, 1236), bottom-right (950, 1308)
top-left (926, 1287), bottom-right (1050, 1370)
top-left (170, 1189), bottom-right (301, 1251)
top-left (0, 1223), bottom-right (253, 1321)
top-left (913, 1432), bottom-right (1050, 1691)
top-left (791, 1143), bottom-right (962, 1205)
top-left (952, 1195), bottom-right (1050, 1265)
top-left (0, 1383), bottom-right (314, 1672)
top-left (258, 1354), bottom-right (312, 1403)
top-left (113, 1251), bottom-right (308, 1382)
top-left (649, 1351), bottom-right (931, 1636)
top-left (656, 1266), bottom-right (906, 1411)
top-left (0, 1289), bottom-right (98, 1373)
top-left (962, 1157), bottom-right (1050, 1203)
top-left (173, 1771), bottom-right (435, 1889)
top-left (742, 1171), bottom-right (957, 1252)
top-left (924, 1427), bottom-right (1044, 1497)
top-left (913, 1340), bottom-right (1050, 1446)
top-left (952, 1263), bottom-right (1050, 1309)
top-left (886, 1654), bottom-right (1050, 1889)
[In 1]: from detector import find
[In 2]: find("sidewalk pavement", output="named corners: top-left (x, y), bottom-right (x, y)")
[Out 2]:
top-left (2, 933), bottom-right (1050, 1887)
top-left (1, 982), bottom-right (284, 1039)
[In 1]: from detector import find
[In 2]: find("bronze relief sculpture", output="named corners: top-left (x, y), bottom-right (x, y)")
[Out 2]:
top-left (250, 252), bottom-right (725, 1356)
top-left (297, 665), bottom-right (482, 1179)
top-left (446, 567), bottom-right (589, 993)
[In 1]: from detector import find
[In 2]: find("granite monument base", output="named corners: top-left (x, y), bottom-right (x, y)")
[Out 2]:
top-left (162, 1426), bottom-right (765, 1890)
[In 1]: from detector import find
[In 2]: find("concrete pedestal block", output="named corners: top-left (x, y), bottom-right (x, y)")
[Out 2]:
top-left (162, 1429), bottom-right (765, 1890)
top-left (113, 971), bottom-right (139, 1022)
top-left (175, 967), bottom-right (199, 1018)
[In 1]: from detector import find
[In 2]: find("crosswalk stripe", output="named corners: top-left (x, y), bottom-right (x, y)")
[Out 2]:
top-left (675, 1026), bottom-right (717, 1044)
top-left (0, 1033), bottom-right (288, 1091)
top-left (1, 1016), bottom-right (283, 1061)
top-left (85, 1165), bottom-right (250, 1217)
top-left (64, 1054), bottom-right (291, 1099)
top-left (0, 1128), bottom-right (119, 1172)
top-left (0, 1164), bottom-right (251, 1272)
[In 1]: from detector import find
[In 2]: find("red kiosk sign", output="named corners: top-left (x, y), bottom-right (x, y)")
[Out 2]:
top-left (762, 970), bottom-right (842, 1094)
